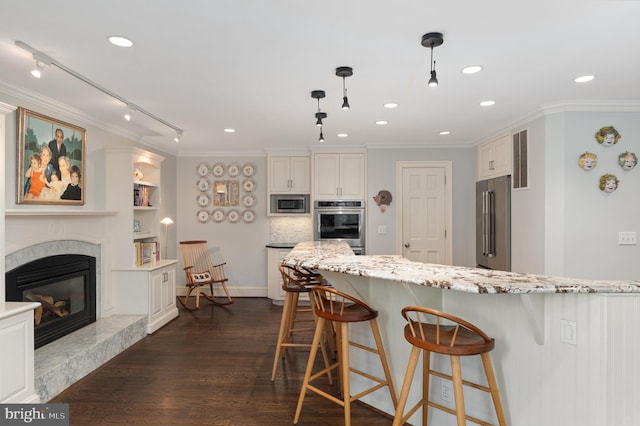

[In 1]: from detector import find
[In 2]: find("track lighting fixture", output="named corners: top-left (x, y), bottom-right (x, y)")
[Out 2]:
top-left (16, 40), bottom-right (183, 143)
top-left (335, 66), bottom-right (353, 110)
top-left (421, 32), bottom-right (444, 87)
top-left (124, 105), bottom-right (135, 121)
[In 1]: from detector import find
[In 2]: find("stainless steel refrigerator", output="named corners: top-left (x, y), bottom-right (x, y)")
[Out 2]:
top-left (476, 175), bottom-right (511, 271)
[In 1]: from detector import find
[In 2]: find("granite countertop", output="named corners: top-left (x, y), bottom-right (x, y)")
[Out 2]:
top-left (281, 241), bottom-right (640, 294)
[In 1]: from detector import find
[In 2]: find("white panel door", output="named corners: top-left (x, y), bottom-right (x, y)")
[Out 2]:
top-left (400, 164), bottom-right (449, 264)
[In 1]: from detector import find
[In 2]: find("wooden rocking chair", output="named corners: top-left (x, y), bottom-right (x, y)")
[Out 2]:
top-left (178, 240), bottom-right (233, 310)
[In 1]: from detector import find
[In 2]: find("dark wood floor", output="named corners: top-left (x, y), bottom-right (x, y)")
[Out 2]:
top-left (51, 297), bottom-right (395, 425)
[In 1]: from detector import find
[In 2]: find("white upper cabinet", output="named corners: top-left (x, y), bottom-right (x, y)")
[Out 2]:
top-left (313, 152), bottom-right (365, 200)
top-left (268, 155), bottom-right (310, 193)
top-left (477, 134), bottom-right (512, 180)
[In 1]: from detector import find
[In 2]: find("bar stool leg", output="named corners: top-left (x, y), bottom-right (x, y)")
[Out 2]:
top-left (370, 318), bottom-right (398, 408)
top-left (481, 353), bottom-right (507, 426)
top-left (392, 345), bottom-right (421, 426)
top-left (271, 292), bottom-right (294, 381)
top-left (422, 350), bottom-right (430, 426)
top-left (294, 316), bottom-right (326, 424)
top-left (336, 321), bottom-right (351, 426)
top-left (450, 355), bottom-right (466, 426)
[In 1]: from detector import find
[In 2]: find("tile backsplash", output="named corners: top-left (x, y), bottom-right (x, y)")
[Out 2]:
top-left (269, 216), bottom-right (313, 243)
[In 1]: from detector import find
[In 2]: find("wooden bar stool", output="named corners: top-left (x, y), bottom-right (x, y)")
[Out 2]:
top-left (294, 286), bottom-right (397, 426)
top-left (392, 306), bottom-right (506, 426)
top-left (271, 265), bottom-right (334, 382)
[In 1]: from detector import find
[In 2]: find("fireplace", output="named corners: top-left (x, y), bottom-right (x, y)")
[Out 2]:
top-left (5, 254), bottom-right (97, 349)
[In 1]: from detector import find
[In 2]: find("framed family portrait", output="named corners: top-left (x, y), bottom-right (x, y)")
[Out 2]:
top-left (16, 107), bottom-right (86, 205)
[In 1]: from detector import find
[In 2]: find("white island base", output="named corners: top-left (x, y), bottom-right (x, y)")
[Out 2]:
top-left (284, 242), bottom-right (640, 426)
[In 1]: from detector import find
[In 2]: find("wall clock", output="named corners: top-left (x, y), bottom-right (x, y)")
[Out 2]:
top-left (197, 178), bottom-right (210, 192)
top-left (197, 163), bottom-right (210, 177)
top-left (197, 210), bottom-right (210, 223)
top-left (197, 193), bottom-right (210, 207)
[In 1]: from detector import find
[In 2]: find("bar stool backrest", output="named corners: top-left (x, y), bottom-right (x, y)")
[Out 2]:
top-left (401, 306), bottom-right (494, 356)
top-left (279, 264), bottom-right (323, 293)
top-left (311, 286), bottom-right (378, 323)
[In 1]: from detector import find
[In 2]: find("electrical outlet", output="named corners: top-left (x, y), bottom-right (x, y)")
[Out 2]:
top-left (440, 380), bottom-right (453, 403)
top-left (618, 232), bottom-right (637, 245)
top-left (560, 319), bottom-right (577, 345)
top-left (377, 225), bottom-right (387, 235)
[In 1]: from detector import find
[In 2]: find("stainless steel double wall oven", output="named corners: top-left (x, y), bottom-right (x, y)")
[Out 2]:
top-left (313, 200), bottom-right (365, 254)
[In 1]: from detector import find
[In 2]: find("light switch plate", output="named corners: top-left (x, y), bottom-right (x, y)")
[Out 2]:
top-left (618, 231), bottom-right (637, 245)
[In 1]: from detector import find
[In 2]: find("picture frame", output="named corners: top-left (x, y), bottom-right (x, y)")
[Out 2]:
top-left (16, 107), bottom-right (86, 205)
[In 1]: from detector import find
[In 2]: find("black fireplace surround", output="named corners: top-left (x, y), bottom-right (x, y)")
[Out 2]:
top-left (6, 254), bottom-right (97, 349)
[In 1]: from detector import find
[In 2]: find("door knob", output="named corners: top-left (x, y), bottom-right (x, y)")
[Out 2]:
top-left (404, 243), bottom-right (410, 248)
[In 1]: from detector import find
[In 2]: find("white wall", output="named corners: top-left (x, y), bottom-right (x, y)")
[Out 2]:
top-left (512, 108), bottom-right (640, 280)
top-left (176, 155), bottom-right (270, 296)
top-left (366, 146), bottom-right (476, 266)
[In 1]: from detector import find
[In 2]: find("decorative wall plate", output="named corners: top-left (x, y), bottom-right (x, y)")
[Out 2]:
top-left (212, 209), bottom-right (225, 223)
top-left (595, 126), bottom-right (621, 146)
top-left (227, 163), bottom-right (240, 177)
top-left (242, 194), bottom-right (256, 208)
top-left (242, 179), bottom-right (256, 192)
top-left (242, 163), bottom-right (256, 177)
top-left (578, 152), bottom-right (597, 171)
top-left (227, 209), bottom-right (240, 223)
top-left (599, 173), bottom-right (619, 193)
top-left (242, 210), bottom-right (256, 223)
top-left (197, 210), bottom-right (210, 223)
top-left (212, 163), bottom-right (225, 177)
top-left (197, 178), bottom-right (210, 191)
top-left (197, 193), bottom-right (210, 207)
top-left (197, 163), bottom-right (210, 177)
top-left (618, 151), bottom-right (637, 170)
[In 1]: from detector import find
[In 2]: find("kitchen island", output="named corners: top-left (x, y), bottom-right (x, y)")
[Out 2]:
top-left (282, 241), bottom-right (640, 426)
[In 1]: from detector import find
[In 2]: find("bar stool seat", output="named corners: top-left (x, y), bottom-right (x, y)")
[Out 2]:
top-left (294, 286), bottom-right (397, 426)
top-left (392, 306), bottom-right (506, 426)
top-left (271, 265), bottom-right (334, 382)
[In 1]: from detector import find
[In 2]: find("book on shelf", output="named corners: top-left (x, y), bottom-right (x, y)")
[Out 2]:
top-left (134, 240), bottom-right (159, 266)
top-left (133, 183), bottom-right (152, 207)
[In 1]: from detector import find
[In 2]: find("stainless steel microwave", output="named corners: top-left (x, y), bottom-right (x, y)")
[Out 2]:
top-left (270, 194), bottom-right (310, 214)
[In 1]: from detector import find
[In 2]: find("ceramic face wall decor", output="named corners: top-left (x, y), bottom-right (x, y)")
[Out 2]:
top-left (595, 126), bottom-right (621, 147)
top-left (618, 151), bottom-right (637, 170)
top-left (578, 152), bottom-right (598, 171)
top-left (599, 173), bottom-right (619, 193)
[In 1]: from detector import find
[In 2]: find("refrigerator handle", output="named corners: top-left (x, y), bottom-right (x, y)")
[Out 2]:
top-left (482, 191), bottom-right (488, 256)
top-left (487, 190), bottom-right (495, 257)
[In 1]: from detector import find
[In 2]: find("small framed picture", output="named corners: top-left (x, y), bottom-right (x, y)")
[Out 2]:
top-left (133, 219), bottom-right (141, 233)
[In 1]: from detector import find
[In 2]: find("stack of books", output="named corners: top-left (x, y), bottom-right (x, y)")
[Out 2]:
top-left (133, 184), bottom-right (152, 207)
top-left (134, 241), bottom-right (159, 266)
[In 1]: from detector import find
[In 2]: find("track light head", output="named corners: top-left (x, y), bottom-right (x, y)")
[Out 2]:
top-left (315, 112), bottom-right (327, 127)
top-left (174, 129), bottom-right (183, 142)
top-left (342, 96), bottom-right (350, 110)
top-left (319, 129), bottom-right (325, 143)
top-left (428, 69), bottom-right (438, 87)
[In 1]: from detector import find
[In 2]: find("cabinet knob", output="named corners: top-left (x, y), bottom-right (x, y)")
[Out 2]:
top-left (404, 243), bottom-right (410, 248)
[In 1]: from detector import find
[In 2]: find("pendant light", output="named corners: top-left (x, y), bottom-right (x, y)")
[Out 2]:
top-left (311, 90), bottom-right (327, 142)
top-left (421, 32), bottom-right (444, 87)
top-left (335, 66), bottom-right (353, 110)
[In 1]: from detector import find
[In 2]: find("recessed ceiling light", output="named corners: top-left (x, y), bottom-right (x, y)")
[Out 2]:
top-left (224, 128), bottom-right (235, 133)
top-left (108, 35), bottom-right (134, 48)
top-left (376, 120), bottom-right (388, 125)
top-left (383, 103), bottom-right (398, 109)
top-left (439, 131), bottom-right (451, 135)
top-left (337, 133), bottom-right (348, 138)
top-left (480, 100), bottom-right (496, 107)
top-left (574, 75), bottom-right (595, 83)
top-left (462, 65), bottom-right (483, 74)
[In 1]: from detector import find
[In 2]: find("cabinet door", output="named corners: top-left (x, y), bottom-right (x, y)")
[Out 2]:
top-left (162, 267), bottom-right (176, 311)
top-left (269, 156), bottom-right (293, 192)
top-left (340, 153), bottom-right (365, 200)
top-left (313, 153), bottom-right (341, 199)
top-left (149, 270), bottom-right (163, 322)
top-left (477, 142), bottom-right (494, 180)
top-left (492, 135), bottom-right (512, 177)
top-left (289, 156), bottom-right (310, 193)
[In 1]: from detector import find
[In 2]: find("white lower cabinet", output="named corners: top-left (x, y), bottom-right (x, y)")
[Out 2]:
top-left (267, 248), bottom-right (290, 302)
top-left (113, 260), bottom-right (179, 333)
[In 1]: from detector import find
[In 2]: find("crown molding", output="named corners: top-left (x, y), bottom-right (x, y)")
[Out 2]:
top-left (542, 100), bottom-right (640, 115)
